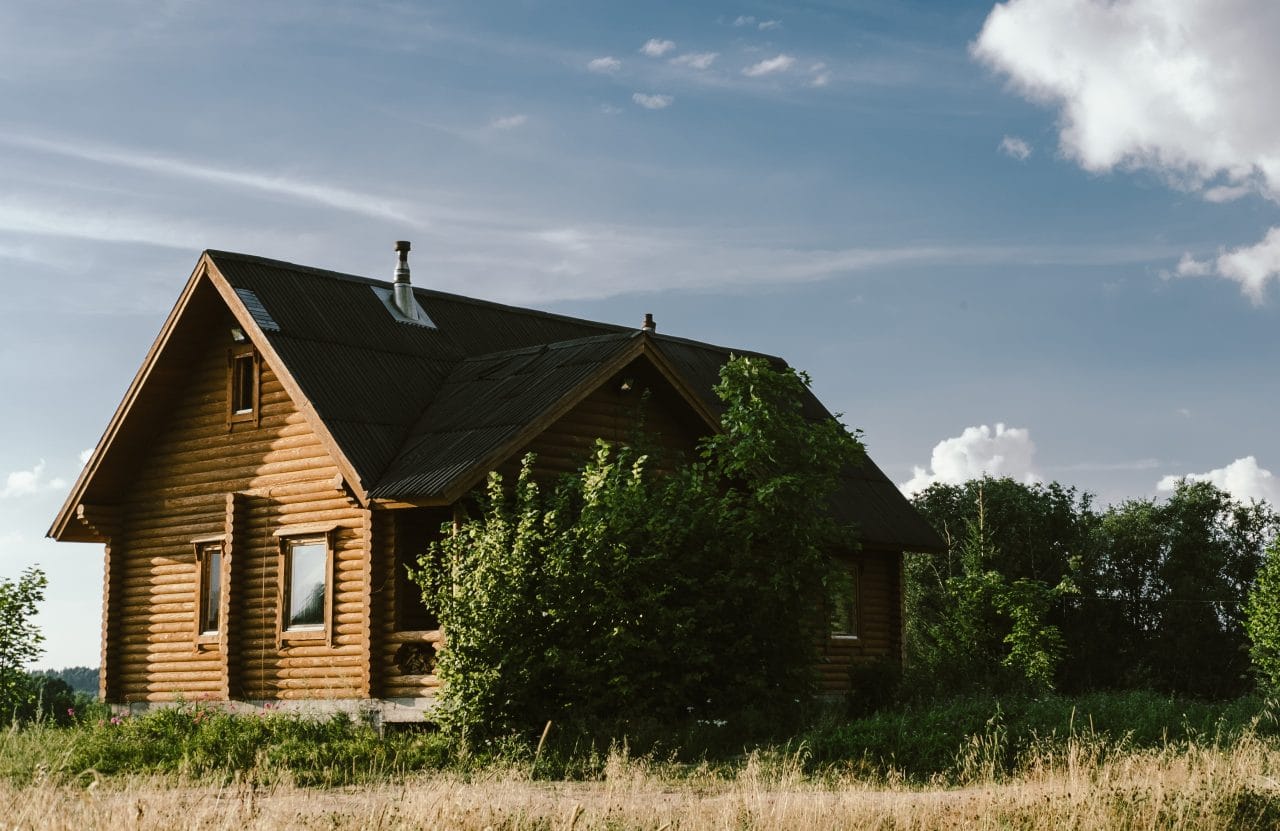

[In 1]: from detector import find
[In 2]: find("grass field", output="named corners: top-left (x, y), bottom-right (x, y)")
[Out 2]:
top-left (8, 738), bottom-right (1280, 830)
top-left (5, 693), bottom-right (1280, 829)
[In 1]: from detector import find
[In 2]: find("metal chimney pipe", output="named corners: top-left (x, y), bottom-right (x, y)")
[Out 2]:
top-left (641, 312), bottom-right (655, 333)
top-left (393, 240), bottom-right (415, 319)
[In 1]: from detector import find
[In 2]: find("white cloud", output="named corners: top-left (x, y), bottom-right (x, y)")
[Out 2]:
top-left (632, 93), bottom-right (674, 110)
top-left (0, 133), bottom-right (416, 224)
top-left (999, 135), bottom-right (1032, 161)
top-left (1171, 228), bottom-right (1280, 303)
top-left (1, 460), bottom-right (66, 499)
top-left (758, 19), bottom-right (782, 31)
top-left (640, 39), bottom-right (675, 58)
top-left (973, 0), bottom-right (1280, 302)
top-left (900, 423), bottom-right (1039, 496)
top-left (808, 63), bottom-right (831, 87)
top-left (1157, 456), bottom-right (1280, 505)
top-left (79, 448), bottom-right (94, 466)
top-left (490, 114), bottom-right (528, 130)
top-left (587, 56), bottom-right (621, 73)
top-left (671, 52), bottom-right (718, 70)
top-left (732, 15), bottom-right (756, 27)
top-left (743, 54), bottom-right (795, 77)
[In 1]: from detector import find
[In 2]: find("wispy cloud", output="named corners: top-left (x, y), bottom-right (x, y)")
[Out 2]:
top-left (490, 114), bottom-right (528, 130)
top-left (640, 39), bottom-right (675, 58)
top-left (671, 52), bottom-right (718, 70)
top-left (743, 54), bottom-right (795, 77)
top-left (587, 56), bottom-right (620, 73)
top-left (809, 62), bottom-right (831, 87)
top-left (1, 460), bottom-right (66, 499)
top-left (999, 135), bottom-right (1032, 161)
top-left (732, 16), bottom-right (756, 27)
top-left (632, 93), bottom-right (674, 110)
top-left (758, 20), bottom-right (782, 31)
top-left (0, 133), bottom-right (416, 224)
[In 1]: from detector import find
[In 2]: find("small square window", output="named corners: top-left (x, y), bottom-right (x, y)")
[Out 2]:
top-left (830, 564), bottom-right (860, 639)
top-left (228, 348), bottom-right (259, 423)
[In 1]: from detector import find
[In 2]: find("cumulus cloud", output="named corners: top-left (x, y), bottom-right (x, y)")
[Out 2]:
top-left (632, 93), bottom-right (673, 110)
top-left (743, 54), bottom-right (795, 77)
top-left (640, 38), bottom-right (675, 58)
top-left (758, 19), bottom-right (782, 30)
top-left (900, 423), bottom-right (1039, 496)
top-left (587, 56), bottom-right (621, 73)
top-left (671, 52), bottom-right (718, 70)
top-left (1, 460), bottom-right (66, 499)
top-left (999, 135), bottom-right (1032, 161)
top-left (973, 0), bottom-right (1280, 301)
top-left (489, 114), bottom-right (528, 130)
top-left (1157, 456), bottom-right (1280, 505)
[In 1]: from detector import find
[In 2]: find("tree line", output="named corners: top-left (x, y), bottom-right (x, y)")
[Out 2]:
top-left (906, 476), bottom-right (1280, 700)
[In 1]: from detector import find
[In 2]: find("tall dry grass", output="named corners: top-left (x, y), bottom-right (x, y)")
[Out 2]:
top-left (5, 735), bottom-right (1280, 830)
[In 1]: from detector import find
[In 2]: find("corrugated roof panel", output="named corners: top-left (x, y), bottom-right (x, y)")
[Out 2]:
top-left (208, 250), bottom-right (942, 551)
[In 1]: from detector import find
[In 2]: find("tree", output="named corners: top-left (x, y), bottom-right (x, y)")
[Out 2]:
top-left (1245, 538), bottom-right (1280, 693)
top-left (908, 482), bottom-right (1073, 696)
top-left (415, 356), bottom-right (866, 741)
top-left (0, 567), bottom-right (47, 720)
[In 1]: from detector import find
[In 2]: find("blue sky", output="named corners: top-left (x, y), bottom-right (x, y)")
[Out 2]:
top-left (4, 0), bottom-right (1280, 667)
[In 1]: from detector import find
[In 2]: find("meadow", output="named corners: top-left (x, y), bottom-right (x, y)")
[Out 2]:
top-left (4, 692), bottom-right (1280, 830)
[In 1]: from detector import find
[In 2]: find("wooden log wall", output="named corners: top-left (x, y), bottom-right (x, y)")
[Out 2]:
top-left (817, 548), bottom-right (903, 694)
top-left (501, 359), bottom-right (704, 481)
top-left (109, 317), bottom-right (368, 703)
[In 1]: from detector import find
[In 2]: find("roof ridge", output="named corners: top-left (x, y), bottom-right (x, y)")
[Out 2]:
top-left (205, 249), bottom-right (629, 336)
top-left (459, 330), bottom-right (640, 364)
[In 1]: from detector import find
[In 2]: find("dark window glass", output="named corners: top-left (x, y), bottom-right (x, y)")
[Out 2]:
top-left (200, 544), bottom-right (222, 635)
top-left (830, 566), bottom-right (859, 638)
top-left (232, 354), bottom-right (255, 415)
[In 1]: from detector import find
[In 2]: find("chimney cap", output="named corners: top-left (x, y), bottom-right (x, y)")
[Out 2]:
top-left (641, 312), bottom-right (655, 333)
top-left (395, 240), bottom-right (411, 253)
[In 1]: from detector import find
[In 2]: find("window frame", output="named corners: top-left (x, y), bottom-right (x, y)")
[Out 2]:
top-left (191, 535), bottom-right (226, 649)
top-left (829, 561), bottom-right (861, 641)
top-left (275, 525), bottom-right (336, 647)
top-left (227, 345), bottom-right (260, 426)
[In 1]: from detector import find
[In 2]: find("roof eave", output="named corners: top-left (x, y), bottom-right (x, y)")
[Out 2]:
top-left (47, 255), bottom-right (213, 542)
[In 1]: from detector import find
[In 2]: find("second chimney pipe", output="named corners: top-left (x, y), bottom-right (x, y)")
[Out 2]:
top-left (393, 240), bottom-right (414, 318)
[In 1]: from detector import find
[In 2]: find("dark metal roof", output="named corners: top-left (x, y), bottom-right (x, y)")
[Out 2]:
top-left (372, 332), bottom-right (640, 499)
top-left (207, 250), bottom-right (943, 552)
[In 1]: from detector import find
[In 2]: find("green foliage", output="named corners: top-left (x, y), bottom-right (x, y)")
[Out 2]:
top-left (65, 703), bottom-right (452, 785)
top-left (802, 691), bottom-right (1278, 783)
top-left (416, 356), bottom-right (866, 742)
top-left (0, 568), bottom-right (47, 722)
top-left (908, 484), bottom-right (1072, 696)
top-left (909, 476), bottom-right (1279, 700)
top-left (31, 666), bottom-right (98, 697)
top-left (1246, 539), bottom-right (1280, 693)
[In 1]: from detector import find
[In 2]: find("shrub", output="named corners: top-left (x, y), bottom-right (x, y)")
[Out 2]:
top-left (416, 356), bottom-right (866, 743)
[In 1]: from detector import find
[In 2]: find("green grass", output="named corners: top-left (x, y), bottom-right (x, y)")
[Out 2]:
top-left (0, 691), bottom-right (1275, 787)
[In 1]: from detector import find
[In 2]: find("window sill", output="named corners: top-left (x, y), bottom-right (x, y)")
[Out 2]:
top-left (280, 627), bottom-right (328, 644)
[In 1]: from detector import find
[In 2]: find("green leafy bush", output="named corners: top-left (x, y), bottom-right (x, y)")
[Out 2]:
top-left (416, 356), bottom-right (866, 743)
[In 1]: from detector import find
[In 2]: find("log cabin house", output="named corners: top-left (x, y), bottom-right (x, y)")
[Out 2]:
top-left (48, 244), bottom-right (943, 721)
